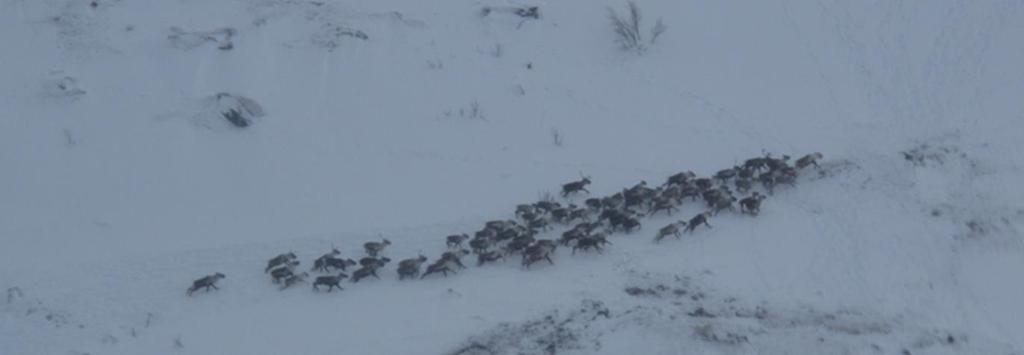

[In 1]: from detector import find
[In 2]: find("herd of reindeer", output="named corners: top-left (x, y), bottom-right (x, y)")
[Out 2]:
top-left (186, 152), bottom-right (826, 296)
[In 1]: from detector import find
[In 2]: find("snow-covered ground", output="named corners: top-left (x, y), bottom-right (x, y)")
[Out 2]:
top-left (2, 0), bottom-right (1023, 354)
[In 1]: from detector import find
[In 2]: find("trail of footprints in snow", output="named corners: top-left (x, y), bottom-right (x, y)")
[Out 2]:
top-left (189, 152), bottom-right (839, 295)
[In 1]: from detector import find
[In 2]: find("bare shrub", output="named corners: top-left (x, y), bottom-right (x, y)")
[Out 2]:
top-left (460, 101), bottom-right (486, 121)
top-left (551, 128), bottom-right (564, 147)
top-left (6, 287), bottom-right (23, 304)
top-left (608, 1), bottom-right (666, 53)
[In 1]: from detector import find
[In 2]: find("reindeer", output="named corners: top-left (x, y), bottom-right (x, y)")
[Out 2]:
top-left (477, 250), bottom-right (505, 266)
top-left (441, 249), bottom-right (471, 269)
top-left (735, 177), bottom-right (753, 193)
top-left (694, 178), bottom-right (714, 191)
top-left (684, 212), bottom-right (713, 233)
top-left (561, 174), bottom-right (592, 197)
top-left (264, 252), bottom-right (297, 273)
top-left (505, 235), bottom-right (536, 255)
top-left (654, 221), bottom-right (687, 243)
top-left (711, 195), bottom-right (737, 215)
top-left (270, 260), bottom-right (300, 283)
top-left (774, 167), bottom-right (798, 187)
top-left (311, 247), bottom-right (342, 272)
top-left (602, 194), bottom-right (624, 210)
top-left (397, 255), bottom-right (428, 280)
top-left (523, 239), bottom-right (557, 258)
top-left (758, 171), bottom-right (777, 195)
top-left (446, 234), bottom-right (470, 248)
top-left (515, 204), bottom-right (537, 218)
top-left (497, 225), bottom-right (530, 242)
top-left (607, 213), bottom-right (640, 233)
top-left (620, 217), bottom-right (641, 233)
top-left (420, 257), bottom-right (462, 279)
top-left (681, 184), bottom-right (701, 201)
top-left (665, 171), bottom-right (696, 187)
top-left (714, 167), bottom-right (738, 182)
top-left (550, 206), bottom-right (572, 223)
top-left (360, 256), bottom-right (391, 268)
top-left (760, 167), bottom-right (796, 195)
top-left (313, 273), bottom-right (348, 292)
top-left (534, 200), bottom-right (561, 214)
top-left (764, 154), bottom-right (791, 172)
top-left (573, 233), bottom-right (611, 254)
top-left (569, 206), bottom-right (589, 222)
top-left (660, 185), bottom-right (684, 204)
top-left (351, 258), bottom-right (389, 283)
top-left (363, 238), bottom-right (391, 257)
top-left (737, 166), bottom-right (756, 180)
top-left (649, 197), bottom-right (678, 216)
top-left (702, 187), bottom-right (732, 207)
top-left (469, 235), bottom-right (493, 254)
top-left (558, 222), bottom-right (599, 246)
top-left (740, 192), bottom-right (767, 216)
top-left (485, 219), bottom-right (518, 231)
top-left (523, 241), bottom-right (557, 268)
top-left (279, 272), bottom-right (308, 291)
top-left (559, 227), bottom-right (586, 246)
top-left (187, 273), bottom-right (225, 296)
top-left (584, 198), bottom-right (603, 211)
top-left (313, 255), bottom-right (348, 273)
top-left (527, 217), bottom-right (550, 232)
top-left (322, 257), bottom-right (357, 272)
top-left (743, 156), bottom-right (769, 172)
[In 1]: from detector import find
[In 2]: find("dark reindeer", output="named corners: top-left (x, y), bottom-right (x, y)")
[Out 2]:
top-left (397, 255), bottom-right (429, 280)
top-left (477, 250), bottom-right (505, 266)
top-left (270, 260), bottom-right (300, 283)
top-left (740, 192), bottom-right (767, 216)
top-left (684, 212), bottom-right (713, 233)
top-left (572, 234), bottom-right (611, 254)
top-left (420, 258), bottom-right (462, 279)
top-left (279, 272), bottom-right (308, 291)
top-left (321, 257), bottom-right (357, 272)
top-left (364, 238), bottom-right (391, 257)
top-left (351, 258), bottom-right (389, 283)
top-left (795, 152), bottom-right (823, 170)
top-left (522, 241), bottom-right (557, 268)
top-left (313, 273), bottom-right (348, 292)
top-left (264, 252), bottom-right (297, 273)
top-left (561, 174), bottom-right (592, 197)
top-left (446, 234), bottom-right (470, 248)
top-left (311, 247), bottom-right (342, 272)
top-left (654, 221), bottom-right (687, 243)
top-left (187, 273), bottom-right (225, 296)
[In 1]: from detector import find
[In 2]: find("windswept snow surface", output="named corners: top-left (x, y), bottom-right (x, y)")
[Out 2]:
top-left (2, 0), bottom-right (1023, 354)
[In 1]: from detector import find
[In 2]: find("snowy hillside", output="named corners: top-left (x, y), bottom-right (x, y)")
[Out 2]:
top-left (2, 0), bottom-right (1023, 354)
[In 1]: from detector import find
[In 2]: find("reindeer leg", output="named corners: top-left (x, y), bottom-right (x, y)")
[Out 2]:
top-left (546, 255), bottom-right (554, 264)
